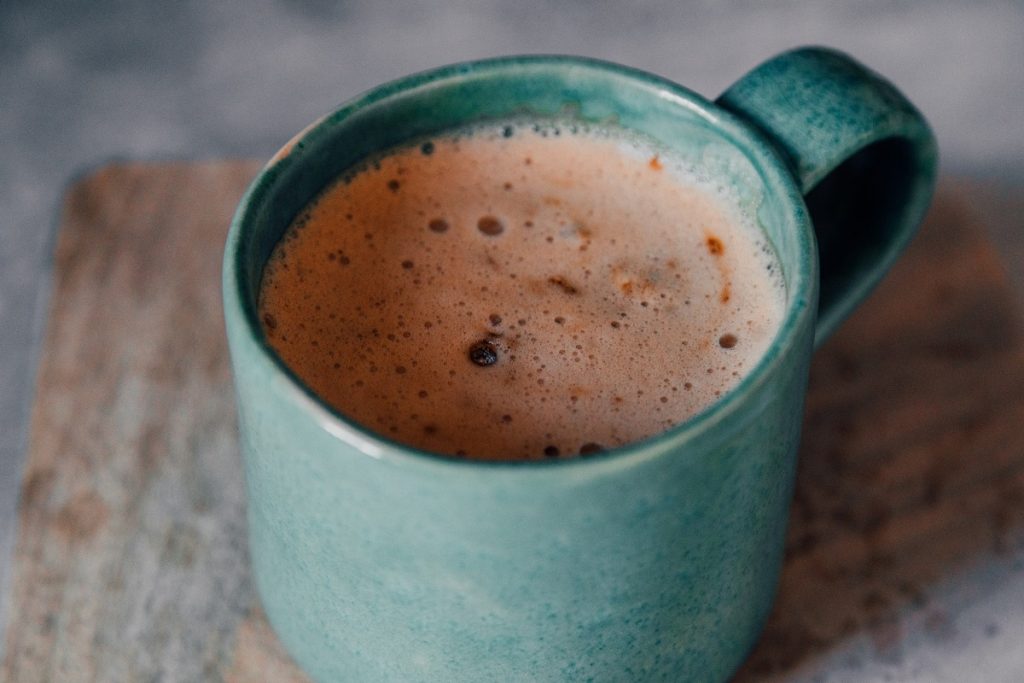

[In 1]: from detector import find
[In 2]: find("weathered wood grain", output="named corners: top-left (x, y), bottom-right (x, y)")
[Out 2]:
top-left (1, 162), bottom-right (308, 683)
top-left (2, 164), bottom-right (1022, 682)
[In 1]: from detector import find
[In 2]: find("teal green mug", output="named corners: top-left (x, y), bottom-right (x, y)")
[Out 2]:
top-left (223, 47), bottom-right (935, 682)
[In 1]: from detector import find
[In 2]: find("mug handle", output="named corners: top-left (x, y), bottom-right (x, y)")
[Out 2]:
top-left (716, 47), bottom-right (938, 347)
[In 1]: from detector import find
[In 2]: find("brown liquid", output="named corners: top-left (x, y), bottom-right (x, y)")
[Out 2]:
top-left (258, 124), bottom-right (785, 460)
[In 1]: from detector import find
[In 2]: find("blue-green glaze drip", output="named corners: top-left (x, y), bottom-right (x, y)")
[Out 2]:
top-left (223, 51), bottom-right (935, 682)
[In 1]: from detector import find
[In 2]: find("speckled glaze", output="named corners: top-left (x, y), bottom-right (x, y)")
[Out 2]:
top-left (718, 47), bottom-right (938, 343)
top-left (223, 48), bottom-right (935, 682)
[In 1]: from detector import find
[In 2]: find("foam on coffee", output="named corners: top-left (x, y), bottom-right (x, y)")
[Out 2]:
top-left (258, 122), bottom-right (785, 460)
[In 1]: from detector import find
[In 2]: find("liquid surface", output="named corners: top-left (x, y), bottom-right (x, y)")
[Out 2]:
top-left (258, 124), bottom-right (785, 460)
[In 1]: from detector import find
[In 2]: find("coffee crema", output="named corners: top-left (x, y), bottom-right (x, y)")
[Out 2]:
top-left (258, 123), bottom-right (785, 460)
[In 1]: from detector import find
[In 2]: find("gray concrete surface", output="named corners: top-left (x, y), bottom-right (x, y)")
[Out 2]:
top-left (2, 0), bottom-right (1023, 676)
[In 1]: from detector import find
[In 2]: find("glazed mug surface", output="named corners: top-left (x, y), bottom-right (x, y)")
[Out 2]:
top-left (223, 47), bottom-right (936, 682)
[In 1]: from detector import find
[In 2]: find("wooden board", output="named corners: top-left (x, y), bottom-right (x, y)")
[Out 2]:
top-left (0, 162), bottom-right (308, 683)
top-left (3, 163), bottom-right (1023, 682)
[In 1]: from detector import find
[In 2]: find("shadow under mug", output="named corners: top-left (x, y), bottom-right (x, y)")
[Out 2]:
top-left (223, 47), bottom-right (936, 682)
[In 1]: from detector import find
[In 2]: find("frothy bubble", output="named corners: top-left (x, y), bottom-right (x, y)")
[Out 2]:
top-left (477, 216), bottom-right (504, 236)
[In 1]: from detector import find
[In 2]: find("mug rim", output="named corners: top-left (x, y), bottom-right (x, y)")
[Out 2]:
top-left (223, 54), bottom-right (817, 471)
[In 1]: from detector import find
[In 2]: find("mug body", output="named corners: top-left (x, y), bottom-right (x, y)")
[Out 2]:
top-left (224, 56), bottom-right (818, 682)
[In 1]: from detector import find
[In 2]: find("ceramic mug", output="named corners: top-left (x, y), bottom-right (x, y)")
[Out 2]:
top-left (223, 47), bottom-right (936, 682)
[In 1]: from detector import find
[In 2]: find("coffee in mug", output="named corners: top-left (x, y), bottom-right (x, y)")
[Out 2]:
top-left (257, 122), bottom-right (785, 460)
